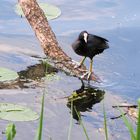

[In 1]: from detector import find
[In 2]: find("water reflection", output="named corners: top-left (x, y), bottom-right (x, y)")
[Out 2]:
top-left (18, 60), bottom-right (58, 80)
top-left (67, 79), bottom-right (105, 121)
top-left (0, 60), bottom-right (58, 89)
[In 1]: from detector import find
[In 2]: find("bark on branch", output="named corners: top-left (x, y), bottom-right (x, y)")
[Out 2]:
top-left (19, 0), bottom-right (98, 81)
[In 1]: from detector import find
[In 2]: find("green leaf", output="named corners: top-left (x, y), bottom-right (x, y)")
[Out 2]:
top-left (67, 101), bottom-right (73, 140)
top-left (5, 123), bottom-right (16, 140)
top-left (35, 93), bottom-right (45, 140)
top-left (15, 3), bottom-right (61, 20)
top-left (103, 102), bottom-right (108, 140)
top-left (136, 99), bottom-right (140, 140)
top-left (0, 67), bottom-right (18, 82)
top-left (0, 103), bottom-right (39, 121)
top-left (74, 106), bottom-right (90, 140)
top-left (119, 107), bottom-right (136, 140)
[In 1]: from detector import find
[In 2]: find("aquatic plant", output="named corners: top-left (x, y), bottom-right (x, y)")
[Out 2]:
top-left (103, 102), bottom-right (109, 140)
top-left (119, 99), bottom-right (140, 140)
top-left (35, 92), bottom-right (45, 140)
top-left (5, 123), bottom-right (16, 140)
top-left (15, 3), bottom-right (61, 20)
top-left (74, 106), bottom-right (90, 140)
top-left (67, 101), bottom-right (73, 140)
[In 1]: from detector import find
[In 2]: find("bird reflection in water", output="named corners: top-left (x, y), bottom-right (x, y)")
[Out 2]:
top-left (67, 79), bottom-right (105, 121)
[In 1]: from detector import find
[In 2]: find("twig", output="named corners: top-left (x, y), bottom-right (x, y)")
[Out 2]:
top-left (111, 112), bottom-right (128, 120)
top-left (112, 105), bottom-right (137, 108)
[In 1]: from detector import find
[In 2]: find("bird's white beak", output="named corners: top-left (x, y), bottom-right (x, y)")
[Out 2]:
top-left (83, 33), bottom-right (88, 43)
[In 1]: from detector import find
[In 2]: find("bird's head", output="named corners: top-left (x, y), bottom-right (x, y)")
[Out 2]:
top-left (79, 31), bottom-right (88, 43)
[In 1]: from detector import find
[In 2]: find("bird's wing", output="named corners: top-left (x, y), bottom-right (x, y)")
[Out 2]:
top-left (87, 34), bottom-right (109, 50)
top-left (91, 34), bottom-right (109, 42)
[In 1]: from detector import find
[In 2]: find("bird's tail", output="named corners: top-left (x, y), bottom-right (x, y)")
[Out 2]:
top-left (103, 42), bottom-right (109, 49)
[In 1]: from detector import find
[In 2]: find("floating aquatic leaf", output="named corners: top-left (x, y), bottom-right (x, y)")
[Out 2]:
top-left (0, 103), bottom-right (39, 121)
top-left (0, 67), bottom-right (19, 82)
top-left (15, 3), bottom-right (61, 20)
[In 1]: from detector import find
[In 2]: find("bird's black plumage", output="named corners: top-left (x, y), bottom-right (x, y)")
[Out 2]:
top-left (72, 31), bottom-right (109, 80)
top-left (72, 31), bottom-right (109, 59)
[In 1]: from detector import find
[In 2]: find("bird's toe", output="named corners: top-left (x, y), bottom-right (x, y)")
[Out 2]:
top-left (72, 60), bottom-right (82, 69)
top-left (80, 71), bottom-right (89, 79)
top-left (74, 64), bottom-right (80, 69)
top-left (87, 72), bottom-right (92, 81)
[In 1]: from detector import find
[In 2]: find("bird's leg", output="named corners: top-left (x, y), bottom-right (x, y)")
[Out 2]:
top-left (80, 59), bottom-right (93, 80)
top-left (74, 56), bottom-right (86, 68)
top-left (79, 56), bottom-right (86, 66)
top-left (87, 59), bottom-right (93, 80)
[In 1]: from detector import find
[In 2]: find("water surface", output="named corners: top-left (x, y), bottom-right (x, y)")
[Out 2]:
top-left (0, 0), bottom-right (140, 140)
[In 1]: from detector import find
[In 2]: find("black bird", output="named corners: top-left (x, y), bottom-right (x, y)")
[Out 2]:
top-left (72, 31), bottom-right (109, 80)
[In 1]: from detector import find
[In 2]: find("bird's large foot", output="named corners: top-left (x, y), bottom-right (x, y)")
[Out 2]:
top-left (80, 71), bottom-right (92, 80)
top-left (80, 71), bottom-right (100, 82)
top-left (80, 71), bottom-right (89, 79)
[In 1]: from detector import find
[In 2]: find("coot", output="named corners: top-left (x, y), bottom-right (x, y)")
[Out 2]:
top-left (72, 31), bottom-right (109, 80)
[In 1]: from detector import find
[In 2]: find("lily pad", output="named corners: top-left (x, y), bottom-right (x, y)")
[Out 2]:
top-left (0, 68), bottom-right (19, 82)
top-left (15, 3), bottom-right (61, 20)
top-left (0, 103), bottom-right (39, 121)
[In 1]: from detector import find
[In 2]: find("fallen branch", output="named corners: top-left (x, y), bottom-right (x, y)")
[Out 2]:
top-left (111, 112), bottom-right (127, 120)
top-left (18, 0), bottom-right (99, 82)
top-left (112, 103), bottom-right (138, 122)
top-left (112, 105), bottom-right (137, 108)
